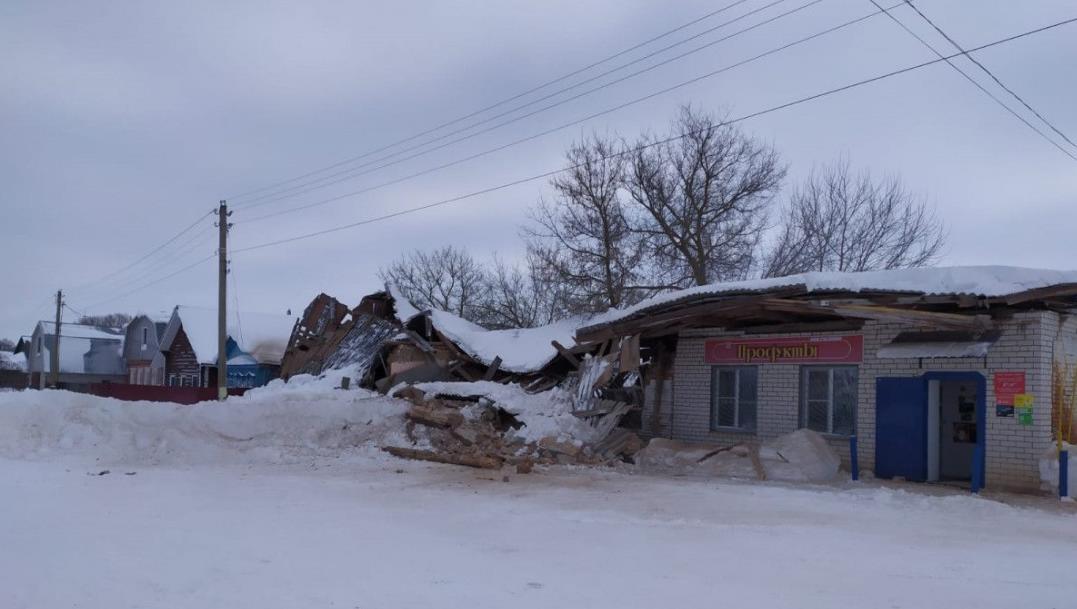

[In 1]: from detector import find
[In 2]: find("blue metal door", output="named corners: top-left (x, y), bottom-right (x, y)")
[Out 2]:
top-left (875, 377), bottom-right (927, 481)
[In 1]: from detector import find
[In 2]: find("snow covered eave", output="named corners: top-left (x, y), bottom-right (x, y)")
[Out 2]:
top-left (577, 266), bottom-right (1077, 340)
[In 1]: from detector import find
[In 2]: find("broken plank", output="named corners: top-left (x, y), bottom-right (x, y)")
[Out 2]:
top-left (482, 356), bottom-right (502, 381)
top-left (552, 340), bottom-right (581, 368)
top-left (382, 446), bottom-right (503, 469)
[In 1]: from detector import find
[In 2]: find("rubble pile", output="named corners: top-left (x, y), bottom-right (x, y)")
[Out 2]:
top-left (382, 383), bottom-right (644, 471)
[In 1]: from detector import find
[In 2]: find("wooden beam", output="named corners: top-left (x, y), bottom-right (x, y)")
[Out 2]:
top-left (482, 356), bottom-right (502, 381)
top-left (551, 340), bottom-right (581, 368)
top-left (738, 320), bottom-right (865, 335)
top-left (1002, 283), bottom-right (1077, 306)
top-left (761, 299), bottom-right (990, 330)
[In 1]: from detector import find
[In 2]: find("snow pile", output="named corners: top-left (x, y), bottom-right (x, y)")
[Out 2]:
top-left (400, 380), bottom-right (597, 444)
top-left (1039, 442), bottom-right (1075, 497)
top-left (760, 429), bottom-right (842, 482)
top-left (586, 265), bottom-right (1077, 329)
top-left (0, 375), bottom-right (409, 466)
top-left (636, 429), bottom-right (841, 482)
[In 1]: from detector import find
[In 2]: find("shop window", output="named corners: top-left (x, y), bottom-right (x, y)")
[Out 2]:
top-left (710, 366), bottom-right (758, 431)
top-left (800, 366), bottom-right (858, 436)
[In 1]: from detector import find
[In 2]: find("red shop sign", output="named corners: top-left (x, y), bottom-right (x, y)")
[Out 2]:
top-left (705, 335), bottom-right (863, 365)
top-left (993, 371), bottom-right (1025, 405)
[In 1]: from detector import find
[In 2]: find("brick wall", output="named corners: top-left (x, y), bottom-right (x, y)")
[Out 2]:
top-left (641, 311), bottom-right (1060, 492)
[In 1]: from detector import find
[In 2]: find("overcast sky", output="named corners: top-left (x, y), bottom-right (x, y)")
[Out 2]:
top-left (3, 0), bottom-right (1075, 340)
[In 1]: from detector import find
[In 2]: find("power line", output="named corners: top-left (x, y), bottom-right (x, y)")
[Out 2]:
top-left (62, 303), bottom-right (86, 319)
top-left (868, 1), bottom-right (1076, 163)
top-left (230, 15), bottom-right (1077, 255)
top-left (80, 253), bottom-right (217, 312)
top-left (66, 210), bottom-right (215, 298)
top-left (233, 0), bottom-right (809, 209)
top-left (224, 0), bottom-right (757, 203)
top-left (902, 0), bottom-right (1077, 150)
top-left (73, 229), bottom-right (217, 305)
top-left (239, 0), bottom-right (888, 224)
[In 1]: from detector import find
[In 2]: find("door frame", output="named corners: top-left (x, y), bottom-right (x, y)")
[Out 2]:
top-left (921, 371), bottom-right (986, 493)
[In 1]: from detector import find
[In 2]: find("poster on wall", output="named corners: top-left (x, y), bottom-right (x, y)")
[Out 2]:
top-left (993, 371), bottom-right (1025, 417)
top-left (704, 335), bottom-right (863, 365)
top-left (1015, 393), bottom-right (1034, 425)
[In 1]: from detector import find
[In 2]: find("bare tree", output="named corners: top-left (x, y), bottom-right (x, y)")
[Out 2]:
top-left (627, 106), bottom-right (785, 286)
top-left (763, 160), bottom-right (946, 277)
top-left (0, 338), bottom-right (15, 352)
top-left (379, 245), bottom-right (487, 321)
top-left (78, 313), bottom-right (132, 328)
top-left (524, 133), bottom-right (660, 313)
top-left (473, 255), bottom-right (568, 329)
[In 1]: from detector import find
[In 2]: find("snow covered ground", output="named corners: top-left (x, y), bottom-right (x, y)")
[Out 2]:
top-left (1, 387), bottom-right (1076, 608)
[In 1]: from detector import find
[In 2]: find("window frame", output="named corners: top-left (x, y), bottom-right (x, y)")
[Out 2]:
top-left (709, 365), bottom-right (759, 432)
top-left (799, 365), bottom-right (859, 436)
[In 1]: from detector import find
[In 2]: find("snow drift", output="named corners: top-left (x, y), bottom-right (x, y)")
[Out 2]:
top-left (636, 429), bottom-right (842, 482)
top-left (0, 375), bottom-right (409, 466)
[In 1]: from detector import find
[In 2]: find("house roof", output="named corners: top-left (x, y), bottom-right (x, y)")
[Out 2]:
top-left (160, 306), bottom-right (295, 366)
top-left (578, 266), bottom-right (1077, 337)
top-left (35, 321), bottom-right (124, 341)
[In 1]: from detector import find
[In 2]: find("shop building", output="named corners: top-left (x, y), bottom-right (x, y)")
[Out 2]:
top-left (577, 266), bottom-right (1077, 493)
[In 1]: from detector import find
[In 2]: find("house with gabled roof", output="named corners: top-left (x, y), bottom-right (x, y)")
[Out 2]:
top-left (158, 305), bottom-right (295, 388)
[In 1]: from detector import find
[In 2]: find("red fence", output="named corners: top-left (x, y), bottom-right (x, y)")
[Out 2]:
top-left (88, 383), bottom-right (247, 404)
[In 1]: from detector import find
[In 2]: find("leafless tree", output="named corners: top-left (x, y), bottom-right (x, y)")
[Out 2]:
top-left (78, 313), bottom-right (132, 328)
top-left (524, 133), bottom-right (660, 313)
top-left (379, 245), bottom-right (487, 321)
top-left (0, 338), bottom-right (15, 352)
top-left (763, 160), bottom-right (946, 277)
top-left (473, 255), bottom-right (568, 329)
top-left (627, 106), bottom-right (785, 287)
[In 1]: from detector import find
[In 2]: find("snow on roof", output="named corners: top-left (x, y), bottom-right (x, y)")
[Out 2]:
top-left (383, 287), bottom-right (577, 374)
top-left (427, 309), bottom-right (579, 374)
top-left (385, 283), bottom-right (422, 322)
top-left (583, 266), bottom-right (1077, 330)
top-left (163, 306), bottom-right (295, 366)
top-left (36, 321), bottom-right (123, 341)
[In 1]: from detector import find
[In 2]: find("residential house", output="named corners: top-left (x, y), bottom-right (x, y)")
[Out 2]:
top-left (24, 321), bottom-right (126, 390)
top-left (158, 305), bottom-right (294, 388)
top-left (123, 313), bottom-right (170, 385)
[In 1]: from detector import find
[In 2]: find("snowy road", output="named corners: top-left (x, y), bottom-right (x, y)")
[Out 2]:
top-left (2, 456), bottom-right (1075, 609)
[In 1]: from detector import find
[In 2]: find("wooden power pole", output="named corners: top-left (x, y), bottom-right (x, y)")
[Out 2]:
top-left (217, 201), bottom-right (231, 401)
top-left (50, 289), bottom-right (62, 388)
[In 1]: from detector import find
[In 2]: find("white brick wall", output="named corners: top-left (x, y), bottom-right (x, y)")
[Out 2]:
top-left (641, 311), bottom-right (1060, 492)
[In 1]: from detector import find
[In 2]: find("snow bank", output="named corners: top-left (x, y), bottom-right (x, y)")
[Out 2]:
top-left (636, 429), bottom-right (841, 482)
top-left (401, 380), bottom-right (597, 444)
top-left (586, 265), bottom-right (1077, 329)
top-left (0, 376), bottom-right (409, 466)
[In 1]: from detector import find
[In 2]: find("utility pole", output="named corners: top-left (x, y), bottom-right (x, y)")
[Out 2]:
top-left (50, 289), bottom-right (62, 388)
top-left (216, 201), bottom-right (231, 401)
